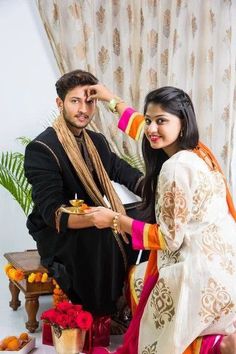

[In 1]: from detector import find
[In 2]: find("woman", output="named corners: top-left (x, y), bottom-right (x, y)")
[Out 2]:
top-left (86, 85), bottom-right (236, 354)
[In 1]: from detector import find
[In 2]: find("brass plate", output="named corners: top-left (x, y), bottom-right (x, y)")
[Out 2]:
top-left (60, 206), bottom-right (93, 215)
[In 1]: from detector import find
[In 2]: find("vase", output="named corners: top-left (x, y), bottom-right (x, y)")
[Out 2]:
top-left (51, 326), bottom-right (86, 354)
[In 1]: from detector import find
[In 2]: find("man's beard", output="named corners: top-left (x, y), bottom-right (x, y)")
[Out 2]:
top-left (63, 110), bottom-right (90, 130)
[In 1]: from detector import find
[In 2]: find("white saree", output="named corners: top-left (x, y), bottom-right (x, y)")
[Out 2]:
top-left (133, 150), bottom-right (236, 354)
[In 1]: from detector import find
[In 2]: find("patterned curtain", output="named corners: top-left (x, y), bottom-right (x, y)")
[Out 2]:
top-left (37, 0), bottom-right (236, 190)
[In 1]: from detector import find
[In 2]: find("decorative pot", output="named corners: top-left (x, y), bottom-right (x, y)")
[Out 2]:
top-left (51, 326), bottom-right (86, 354)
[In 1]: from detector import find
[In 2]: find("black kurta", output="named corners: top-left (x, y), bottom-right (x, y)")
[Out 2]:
top-left (24, 127), bottom-right (145, 316)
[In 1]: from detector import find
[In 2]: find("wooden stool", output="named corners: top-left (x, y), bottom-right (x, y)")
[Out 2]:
top-left (4, 250), bottom-right (54, 333)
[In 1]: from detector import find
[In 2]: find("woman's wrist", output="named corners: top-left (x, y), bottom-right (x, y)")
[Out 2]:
top-left (108, 96), bottom-right (124, 113)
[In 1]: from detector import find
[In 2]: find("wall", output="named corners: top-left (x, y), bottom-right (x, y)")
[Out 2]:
top-left (0, 0), bottom-right (60, 255)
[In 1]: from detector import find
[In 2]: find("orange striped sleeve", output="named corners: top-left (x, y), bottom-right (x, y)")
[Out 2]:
top-left (118, 108), bottom-right (145, 140)
top-left (132, 220), bottom-right (167, 251)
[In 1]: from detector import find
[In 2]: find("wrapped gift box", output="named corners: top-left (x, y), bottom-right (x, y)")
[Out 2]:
top-left (42, 322), bottom-right (53, 346)
top-left (83, 315), bottom-right (111, 353)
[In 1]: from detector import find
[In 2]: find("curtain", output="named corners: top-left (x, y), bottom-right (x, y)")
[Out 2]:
top-left (37, 0), bottom-right (236, 190)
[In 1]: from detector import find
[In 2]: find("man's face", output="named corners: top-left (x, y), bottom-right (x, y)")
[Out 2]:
top-left (56, 85), bottom-right (97, 135)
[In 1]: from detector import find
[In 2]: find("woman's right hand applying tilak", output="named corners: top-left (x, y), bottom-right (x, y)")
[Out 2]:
top-left (87, 84), bottom-right (115, 103)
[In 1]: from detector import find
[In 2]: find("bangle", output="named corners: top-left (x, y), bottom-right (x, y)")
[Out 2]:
top-left (112, 213), bottom-right (121, 234)
top-left (55, 204), bottom-right (67, 233)
top-left (108, 97), bottom-right (124, 113)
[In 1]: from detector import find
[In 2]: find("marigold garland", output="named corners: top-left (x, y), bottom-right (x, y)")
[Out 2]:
top-left (27, 272), bottom-right (48, 283)
top-left (4, 264), bottom-right (68, 307)
top-left (4, 263), bottom-right (24, 282)
top-left (52, 279), bottom-right (68, 307)
top-left (4, 263), bottom-right (48, 283)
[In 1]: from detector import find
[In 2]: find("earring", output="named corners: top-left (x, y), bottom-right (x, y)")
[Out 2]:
top-left (180, 130), bottom-right (183, 138)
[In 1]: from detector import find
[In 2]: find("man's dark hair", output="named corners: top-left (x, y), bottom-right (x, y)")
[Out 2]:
top-left (55, 69), bottom-right (98, 101)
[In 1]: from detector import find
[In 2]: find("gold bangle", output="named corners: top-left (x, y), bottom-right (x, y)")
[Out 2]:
top-left (55, 204), bottom-right (67, 233)
top-left (112, 213), bottom-right (121, 234)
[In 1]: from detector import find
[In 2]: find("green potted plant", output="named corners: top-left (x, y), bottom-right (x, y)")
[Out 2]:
top-left (0, 137), bottom-right (33, 216)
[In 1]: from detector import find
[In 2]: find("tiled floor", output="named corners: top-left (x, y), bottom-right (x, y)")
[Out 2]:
top-left (0, 255), bottom-right (122, 353)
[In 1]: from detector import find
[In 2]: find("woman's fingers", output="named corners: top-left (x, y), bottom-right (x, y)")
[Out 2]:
top-left (87, 207), bottom-right (129, 243)
top-left (87, 84), bottom-right (114, 102)
top-left (86, 85), bottom-right (99, 100)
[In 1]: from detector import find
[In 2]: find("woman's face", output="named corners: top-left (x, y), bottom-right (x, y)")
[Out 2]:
top-left (144, 103), bottom-right (182, 157)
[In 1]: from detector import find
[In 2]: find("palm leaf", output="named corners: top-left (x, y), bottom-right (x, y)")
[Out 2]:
top-left (16, 136), bottom-right (32, 146)
top-left (0, 151), bottom-right (33, 215)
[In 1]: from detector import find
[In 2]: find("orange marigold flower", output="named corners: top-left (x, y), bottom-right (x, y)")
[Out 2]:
top-left (14, 269), bottom-right (24, 281)
top-left (35, 272), bottom-right (42, 282)
top-left (80, 203), bottom-right (89, 211)
top-left (4, 263), bottom-right (13, 274)
top-left (52, 279), bottom-right (58, 286)
top-left (8, 268), bottom-right (17, 280)
top-left (53, 288), bottom-right (62, 295)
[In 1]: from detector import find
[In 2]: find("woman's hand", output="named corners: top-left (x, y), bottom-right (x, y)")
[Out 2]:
top-left (89, 206), bottom-right (115, 228)
top-left (220, 333), bottom-right (236, 353)
top-left (88, 207), bottom-right (129, 244)
top-left (87, 84), bottom-right (115, 102)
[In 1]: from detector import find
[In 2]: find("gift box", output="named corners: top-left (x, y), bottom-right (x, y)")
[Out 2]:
top-left (83, 315), bottom-right (111, 353)
top-left (42, 321), bottom-right (53, 346)
top-left (92, 316), bottom-right (111, 347)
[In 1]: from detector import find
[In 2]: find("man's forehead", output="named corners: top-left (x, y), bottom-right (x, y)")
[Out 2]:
top-left (67, 85), bottom-right (89, 97)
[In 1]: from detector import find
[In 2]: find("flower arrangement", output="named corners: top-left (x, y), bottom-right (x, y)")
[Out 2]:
top-left (41, 301), bottom-right (93, 334)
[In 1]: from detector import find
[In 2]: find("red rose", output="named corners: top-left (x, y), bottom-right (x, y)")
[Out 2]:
top-left (68, 317), bottom-right (77, 328)
top-left (73, 304), bottom-right (82, 312)
top-left (41, 309), bottom-right (57, 323)
top-left (56, 301), bottom-right (73, 313)
top-left (67, 308), bottom-right (77, 318)
top-left (41, 302), bottom-right (93, 330)
top-left (55, 314), bottom-right (70, 328)
top-left (76, 311), bottom-right (93, 330)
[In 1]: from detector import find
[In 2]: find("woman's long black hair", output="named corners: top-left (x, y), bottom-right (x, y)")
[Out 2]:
top-left (141, 86), bottom-right (199, 222)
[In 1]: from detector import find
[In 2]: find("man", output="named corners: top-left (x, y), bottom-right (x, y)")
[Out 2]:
top-left (24, 70), bottom-right (145, 322)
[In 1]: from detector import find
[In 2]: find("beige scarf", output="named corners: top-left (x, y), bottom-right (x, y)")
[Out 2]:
top-left (53, 114), bottom-right (126, 215)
